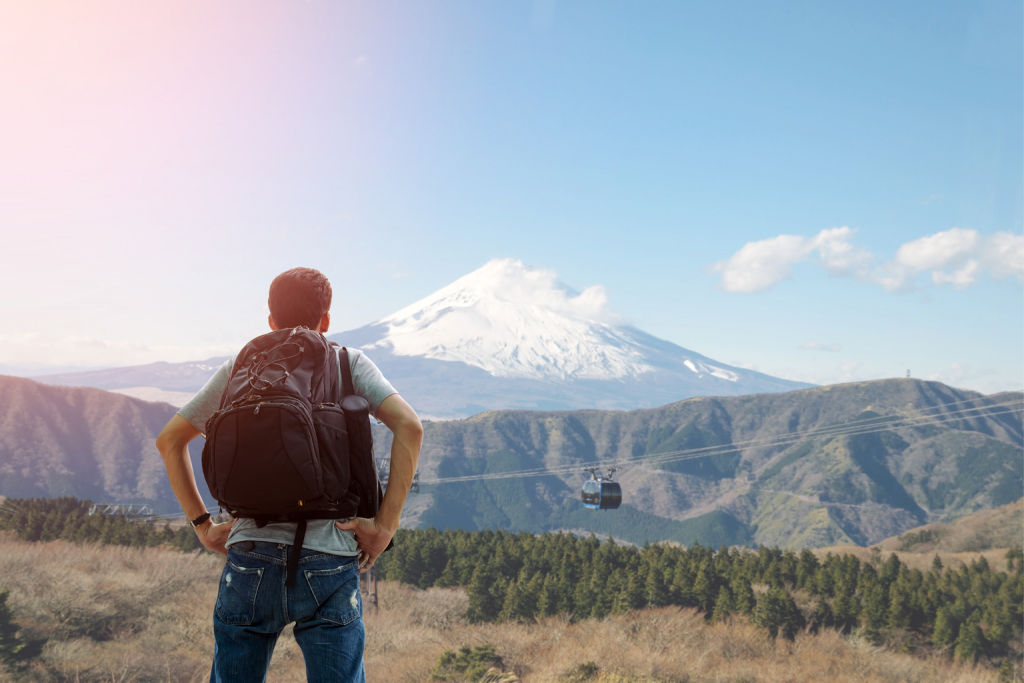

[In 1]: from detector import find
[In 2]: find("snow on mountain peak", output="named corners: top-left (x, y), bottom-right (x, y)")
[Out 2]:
top-left (371, 259), bottom-right (653, 381)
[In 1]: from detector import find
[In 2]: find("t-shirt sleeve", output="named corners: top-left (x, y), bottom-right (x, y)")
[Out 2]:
top-left (346, 348), bottom-right (397, 418)
top-left (178, 358), bottom-right (233, 434)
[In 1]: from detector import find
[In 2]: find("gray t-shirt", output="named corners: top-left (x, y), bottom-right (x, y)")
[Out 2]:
top-left (178, 347), bottom-right (397, 556)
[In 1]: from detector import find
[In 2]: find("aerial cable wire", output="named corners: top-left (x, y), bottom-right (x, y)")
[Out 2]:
top-left (419, 398), bottom-right (1023, 485)
top-left (419, 397), bottom-right (1019, 483)
top-left (422, 400), bottom-right (1022, 484)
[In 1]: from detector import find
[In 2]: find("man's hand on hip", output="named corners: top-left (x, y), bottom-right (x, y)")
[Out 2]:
top-left (335, 517), bottom-right (394, 573)
top-left (198, 519), bottom-right (236, 557)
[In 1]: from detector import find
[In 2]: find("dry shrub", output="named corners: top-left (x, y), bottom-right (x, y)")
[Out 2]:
top-left (0, 536), bottom-right (221, 640)
top-left (408, 586), bottom-right (470, 631)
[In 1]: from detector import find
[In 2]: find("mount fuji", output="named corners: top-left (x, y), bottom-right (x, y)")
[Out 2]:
top-left (32, 259), bottom-right (811, 417)
top-left (327, 259), bottom-right (810, 418)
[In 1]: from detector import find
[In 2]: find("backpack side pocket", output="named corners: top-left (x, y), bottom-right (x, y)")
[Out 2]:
top-left (341, 395), bottom-right (380, 518)
top-left (312, 405), bottom-right (352, 506)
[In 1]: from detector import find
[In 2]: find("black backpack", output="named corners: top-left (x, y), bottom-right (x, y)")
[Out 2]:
top-left (201, 326), bottom-right (384, 585)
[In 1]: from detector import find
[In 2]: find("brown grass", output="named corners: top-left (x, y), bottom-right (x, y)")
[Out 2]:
top-left (364, 582), bottom-right (998, 683)
top-left (875, 499), bottom-right (1024, 555)
top-left (0, 535), bottom-right (1002, 683)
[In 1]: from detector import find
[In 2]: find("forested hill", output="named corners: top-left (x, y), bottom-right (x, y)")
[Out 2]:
top-left (0, 374), bottom-right (1020, 547)
top-left (0, 375), bottom-right (208, 512)
top-left (380, 378), bottom-right (1023, 549)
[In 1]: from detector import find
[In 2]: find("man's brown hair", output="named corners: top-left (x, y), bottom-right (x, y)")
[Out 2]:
top-left (268, 267), bottom-right (333, 329)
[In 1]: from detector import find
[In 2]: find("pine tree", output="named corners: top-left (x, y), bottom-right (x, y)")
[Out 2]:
top-left (671, 561), bottom-right (694, 606)
top-left (591, 571), bottom-right (617, 619)
top-left (832, 585), bottom-right (860, 633)
top-left (645, 565), bottom-right (669, 608)
top-left (623, 571), bottom-right (645, 612)
top-left (537, 574), bottom-right (560, 617)
top-left (932, 605), bottom-right (958, 649)
top-left (879, 553), bottom-right (901, 587)
top-left (691, 560), bottom-right (714, 612)
top-left (796, 549), bottom-right (819, 591)
top-left (711, 585), bottom-right (733, 623)
top-left (730, 577), bottom-right (756, 615)
top-left (754, 587), bottom-right (804, 640)
top-left (888, 579), bottom-right (913, 630)
top-left (953, 612), bottom-right (983, 663)
top-left (467, 566), bottom-right (503, 623)
top-left (862, 584), bottom-right (887, 644)
top-left (499, 577), bottom-right (537, 623)
top-left (573, 570), bottom-right (597, 618)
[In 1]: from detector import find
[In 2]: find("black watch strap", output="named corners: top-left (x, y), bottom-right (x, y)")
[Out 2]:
top-left (189, 512), bottom-right (211, 528)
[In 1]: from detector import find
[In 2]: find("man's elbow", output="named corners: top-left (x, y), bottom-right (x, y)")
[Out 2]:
top-left (155, 432), bottom-right (178, 461)
top-left (155, 415), bottom-right (198, 460)
top-left (396, 413), bottom-right (424, 445)
top-left (401, 416), bottom-right (424, 443)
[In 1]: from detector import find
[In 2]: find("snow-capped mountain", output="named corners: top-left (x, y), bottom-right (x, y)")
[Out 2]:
top-left (329, 259), bottom-right (809, 417)
top-left (372, 259), bottom-right (657, 381)
top-left (33, 259), bottom-right (811, 417)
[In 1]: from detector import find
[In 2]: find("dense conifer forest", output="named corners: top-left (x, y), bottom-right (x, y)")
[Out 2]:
top-left (377, 527), bottom-right (1023, 667)
top-left (0, 497), bottom-right (203, 552)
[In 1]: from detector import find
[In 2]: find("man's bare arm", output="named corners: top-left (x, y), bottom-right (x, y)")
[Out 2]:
top-left (155, 414), bottom-right (234, 555)
top-left (336, 393), bottom-right (422, 572)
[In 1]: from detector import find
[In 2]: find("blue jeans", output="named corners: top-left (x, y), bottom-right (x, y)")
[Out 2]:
top-left (210, 542), bottom-right (365, 683)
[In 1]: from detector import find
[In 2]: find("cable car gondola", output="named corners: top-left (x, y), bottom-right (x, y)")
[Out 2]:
top-left (581, 467), bottom-right (622, 510)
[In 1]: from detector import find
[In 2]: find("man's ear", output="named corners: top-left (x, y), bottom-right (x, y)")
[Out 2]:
top-left (268, 314), bottom-right (278, 331)
top-left (317, 312), bottom-right (330, 334)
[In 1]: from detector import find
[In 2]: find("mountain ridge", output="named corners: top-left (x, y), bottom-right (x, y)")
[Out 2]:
top-left (0, 375), bottom-right (1020, 547)
top-left (374, 378), bottom-right (1023, 547)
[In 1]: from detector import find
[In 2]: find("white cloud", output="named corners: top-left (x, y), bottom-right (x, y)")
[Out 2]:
top-left (931, 260), bottom-right (980, 289)
top-left (881, 229), bottom-right (1022, 291)
top-left (895, 228), bottom-right (979, 270)
top-left (812, 227), bottom-right (872, 276)
top-left (800, 341), bottom-right (842, 352)
top-left (713, 227), bottom-right (867, 292)
top-left (712, 235), bottom-right (818, 292)
top-left (715, 228), bottom-right (1023, 293)
top-left (979, 231), bottom-right (1024, 280)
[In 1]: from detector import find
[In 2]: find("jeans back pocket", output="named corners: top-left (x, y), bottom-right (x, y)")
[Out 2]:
top-left (304, 561), bottom-right (361, 626)
top-left (215, 559), bottom-right (265, 626)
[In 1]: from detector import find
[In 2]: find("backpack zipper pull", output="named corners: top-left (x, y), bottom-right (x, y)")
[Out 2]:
top-left (254, 402), bottom-right (262, 415)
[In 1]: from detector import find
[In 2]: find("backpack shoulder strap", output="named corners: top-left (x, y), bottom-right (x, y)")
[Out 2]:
top-left (338, 346), bottom-right (355, 398)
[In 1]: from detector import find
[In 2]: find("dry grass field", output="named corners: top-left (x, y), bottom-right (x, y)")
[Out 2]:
top-left (875, 499), bottom-right (1024, 555)
top-left (813, 498), bottom-right (1023, 574)
top-left (0, 534), bottom-right (1007, 683)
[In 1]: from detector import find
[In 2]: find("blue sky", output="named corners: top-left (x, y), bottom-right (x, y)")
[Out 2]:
top-left (1, 0), bottom-right (1021, 393)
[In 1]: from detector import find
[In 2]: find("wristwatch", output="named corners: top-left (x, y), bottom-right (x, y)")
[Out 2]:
top-left (189, 512), bottom-right (212, 528)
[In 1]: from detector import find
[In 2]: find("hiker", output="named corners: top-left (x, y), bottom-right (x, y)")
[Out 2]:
top-left (155, 267), bottom-right (423, 683)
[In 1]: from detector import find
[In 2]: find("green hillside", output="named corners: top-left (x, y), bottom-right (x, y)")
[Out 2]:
top-left (390, 379), bottom-right (1023, 549)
